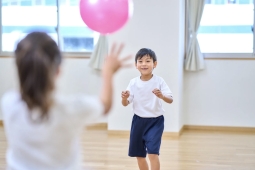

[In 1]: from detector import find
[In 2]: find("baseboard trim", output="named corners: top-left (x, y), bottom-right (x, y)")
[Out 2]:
top-left (86, 123), bottom-right (107, 130)
top-left (1, 120), bottom-right (254, 134)
top-left (184, 125), bottom-right (255, 133)
top-left (108, 130), bottom-right (130, 138)
top-left (108, 130), bottom-right (182, 139)
top-left (179, 125), bottom-right (184, 135)
top-left (0, 120), bottom-right (108, 130)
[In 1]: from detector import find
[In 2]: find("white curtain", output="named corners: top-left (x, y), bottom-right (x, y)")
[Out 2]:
top-left (89, 35), bottom-right (108, 70)
top-left (185, 0), bottom-right (205, 71)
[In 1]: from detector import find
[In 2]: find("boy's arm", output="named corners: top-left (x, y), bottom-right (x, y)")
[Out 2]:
top-left (161, 95), bottom-right (173, 104)
top-left (122, 98), bottom-right (129, 106)
top-left (153, 88), bottom-right (173, 104)
top-left (121, 90), bottom-right (130, 106)
top-left (159, 78), bottom-right (173, 104)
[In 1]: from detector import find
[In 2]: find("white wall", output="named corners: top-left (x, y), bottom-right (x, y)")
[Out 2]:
top-left (184, 59), bottom-right (255, 127)
top-left (1, 0), bottom-right (254, 130)
top-left (0, 58), bottom-right (19, 118)
top-left (0, 57), bottom-right (107, 122)
top-left (107, 0), bottom-right (185, 132)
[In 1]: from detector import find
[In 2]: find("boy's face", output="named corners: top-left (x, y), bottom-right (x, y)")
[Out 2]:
top-left (135, 55), bottom-right (157, 76)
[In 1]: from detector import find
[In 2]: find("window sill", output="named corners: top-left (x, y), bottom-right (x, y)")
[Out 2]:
top-left (204, 53), bottom-right (255, 60)
top-left (62, 52), bottom-right (91, 58)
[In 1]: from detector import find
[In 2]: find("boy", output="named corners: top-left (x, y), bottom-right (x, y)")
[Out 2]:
top-left (121, 48), bottom-right (173, 170)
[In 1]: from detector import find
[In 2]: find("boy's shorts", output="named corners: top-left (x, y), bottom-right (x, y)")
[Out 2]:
top-left (128, 114), bottom-right (164, 157)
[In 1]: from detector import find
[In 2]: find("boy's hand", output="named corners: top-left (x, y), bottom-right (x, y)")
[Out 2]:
top-left (152, 88), bottom-right (164, 99)
top-left (121, 90), bottom-right (130, 99)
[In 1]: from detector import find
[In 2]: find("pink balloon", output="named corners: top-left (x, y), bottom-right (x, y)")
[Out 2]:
top-left (79, 0), bottom-right (133, 34)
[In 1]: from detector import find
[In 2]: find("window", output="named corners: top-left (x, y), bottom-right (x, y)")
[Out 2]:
top-left (198, 0), bottom-right (254, 53)
top-left (63, 37), bottom-right (94, 51)
top-left (206, 0), bottom-right (249, 4)
top-left (205, 0), bottom-right (212, 4)
top-left (59, 0), bottom-right (66, 5)
top-left (69, 0), bottom-right (79, 6)
top-left (11, 1), bottom-right (18, 5)
top-left (239, 0), bottom-right (251, 4)
top-left (215, 0), bottom-right (225, 4)
top-left (34, 0), bottom-right (43, 5)
top-left (20, 0), bottom-right (32, 6)
top-left (45, 0), bottom-right (56, 6)
top-left (0, 0), bottom-right (98, 54)
top-left (58, 0), bottom-right (98, 52)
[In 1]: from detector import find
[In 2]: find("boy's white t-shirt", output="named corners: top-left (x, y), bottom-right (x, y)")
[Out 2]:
top-left (1, 90), bottom-right (104, 170)
top-left (127, 75), bottom-right (173, 117)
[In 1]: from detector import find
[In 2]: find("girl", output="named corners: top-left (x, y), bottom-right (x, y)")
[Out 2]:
top-left (1, 32), bottom-right (131, 170)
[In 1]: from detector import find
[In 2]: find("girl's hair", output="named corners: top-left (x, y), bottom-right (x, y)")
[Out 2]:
top-left (15, 32), bottom-right (62, 120)
top-left (135, 48), bottom-right (157, 63)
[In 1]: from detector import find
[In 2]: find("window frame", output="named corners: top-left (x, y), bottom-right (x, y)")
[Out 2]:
top-left (186, 0), bottom-right (255, 59)
top-left (0, 0), bottom-right (92, 58)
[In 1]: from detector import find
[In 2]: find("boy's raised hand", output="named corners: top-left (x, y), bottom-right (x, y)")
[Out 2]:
top-left (121, 90), bottom-right (130, 99)
top-left (152, 88), bottom-right (164, 99)
top-left (103, 43), bottom-right (132, 75)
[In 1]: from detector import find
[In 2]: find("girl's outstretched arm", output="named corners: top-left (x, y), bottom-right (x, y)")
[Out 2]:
top-left (100, 43), bottom-right (132, 114)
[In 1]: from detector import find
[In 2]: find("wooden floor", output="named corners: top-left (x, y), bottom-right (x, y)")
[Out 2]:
top-left (0, 127), bottom-right (255, 170)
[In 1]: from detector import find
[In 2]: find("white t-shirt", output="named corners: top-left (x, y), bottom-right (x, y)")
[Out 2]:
top-left (1, 90), bottom-right (104, 170)
top-left (126, 75), bottom-right (173, 117)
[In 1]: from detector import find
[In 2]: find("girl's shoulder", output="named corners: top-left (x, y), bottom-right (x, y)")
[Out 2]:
top-left (1, 90), bottom-right (20, 107)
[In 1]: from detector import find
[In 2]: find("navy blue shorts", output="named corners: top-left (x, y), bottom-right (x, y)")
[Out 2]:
top-left (128, 114), bottom-right (164, 157)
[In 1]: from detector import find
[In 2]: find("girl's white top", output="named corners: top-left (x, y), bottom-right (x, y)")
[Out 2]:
top-left (127, 75), bottom-right (173, 117)
top-left (1, 90), bottom-right (103, 170)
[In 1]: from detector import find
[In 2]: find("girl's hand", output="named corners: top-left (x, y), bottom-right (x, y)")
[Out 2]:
top-left (103, 43), bottom-right (132, 75)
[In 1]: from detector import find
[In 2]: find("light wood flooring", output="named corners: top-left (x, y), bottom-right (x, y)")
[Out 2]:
top-left (0, 127), bottom-right (254, 170)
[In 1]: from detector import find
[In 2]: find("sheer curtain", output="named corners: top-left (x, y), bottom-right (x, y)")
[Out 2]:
top-left (89, 35), bottom-right (108, 70)
top-left (185, 0), bottom-right (205, 71)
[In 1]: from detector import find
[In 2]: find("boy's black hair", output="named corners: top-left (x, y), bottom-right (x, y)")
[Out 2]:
top-left (135, 48), bottom-right (157, 63)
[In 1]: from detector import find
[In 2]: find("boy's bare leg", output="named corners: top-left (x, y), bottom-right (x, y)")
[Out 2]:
top-left (148, 154), bottom-right (160, 170)
top-left (136, 157), bottom-right (149, 170)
